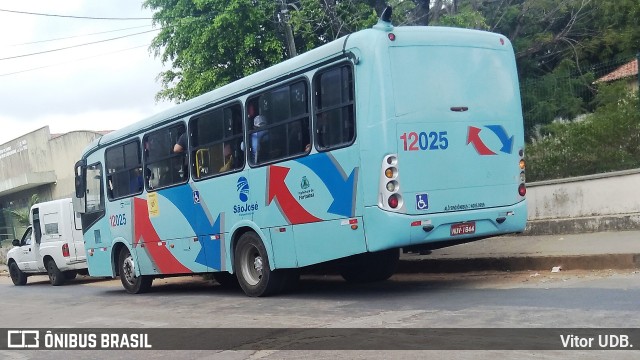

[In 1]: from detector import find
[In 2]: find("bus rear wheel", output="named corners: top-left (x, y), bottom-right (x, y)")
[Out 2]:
top-left (339, 248), bottom-right (400, 283)
top-left (234, 231), bottom-right (285, 297)
top-left (118, 247), bottom-right (152, 294)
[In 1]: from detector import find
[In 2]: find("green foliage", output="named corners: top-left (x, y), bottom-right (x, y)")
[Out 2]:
top-left (436, 7), bottom-right (489, 30)
top-left (4, 194), bottom-right (39, 227)
top-left (289, 0), bottom-right (377, 52)
top-left (520, 59), bottom-right (596, 137)
top-left (144, 0), bottom-right (283, 102)
top-left (526, 85), bottom-right (640, 181)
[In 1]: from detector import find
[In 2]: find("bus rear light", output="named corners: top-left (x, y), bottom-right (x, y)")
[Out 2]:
top-left (388, 194), bottom-right (400, 208)
top-left (518, 183), bottom-right (526, 196)
top-left (388, 33), bottom-right (396, 41)
top-left (519, 159), bottom-right (526, 170)
top-left (411, 220), bottom-right (422, 227)
top-left (88, 249), bottom-right (94, 256)
top-left (385, 168), bottom-right (396, 179)
top-left (519, 171), bottom-right (525, 182)
top-left (62, 243), bottom-right (70, 257)
top-left (386, 156), bottom-right (397, 165)
top-left (386, 181), bottom-right (398, 192)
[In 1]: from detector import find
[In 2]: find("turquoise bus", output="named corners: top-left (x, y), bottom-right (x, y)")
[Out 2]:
top-left (73, 11), bottom-right (527, 297)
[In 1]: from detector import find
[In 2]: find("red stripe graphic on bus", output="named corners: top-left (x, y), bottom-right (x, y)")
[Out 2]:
top-left (267, 165), bottom-right (321, 225)
top-left (467, 126), bottom-right (497, 155)
top-left (133, 197), bottom-right (192, 274)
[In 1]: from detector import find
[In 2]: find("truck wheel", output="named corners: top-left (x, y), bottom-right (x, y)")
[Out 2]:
top-left (118, 247), bottom-right (152, 294)
top-left (339, 248), bottom-right (399, 283)
top-left (9, 262), bottom-right (27, 286)
top-left (64, 271), bottom-right (78, 280)
top-left (234, 231), bottom-right (284, 297)
top-left (46, 259), bottom-right (65, 286)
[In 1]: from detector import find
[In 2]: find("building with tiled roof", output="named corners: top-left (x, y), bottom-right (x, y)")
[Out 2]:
top-left (595, 58), bottom-right (639, 92)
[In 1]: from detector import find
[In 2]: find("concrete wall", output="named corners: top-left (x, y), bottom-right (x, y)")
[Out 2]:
top-left (0, 127), bottom-right (103, 240)
top-left (525, 169), bottom-right (640, 234)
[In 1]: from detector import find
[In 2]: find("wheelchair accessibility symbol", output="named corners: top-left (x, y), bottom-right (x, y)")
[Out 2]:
top-left (416, 193), bottom-right (429, 210)
top-left (193, 190), bottom-right (201, 204)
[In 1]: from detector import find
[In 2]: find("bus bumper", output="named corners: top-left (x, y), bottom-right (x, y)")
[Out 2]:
top-left (363, 200), bottom-right (527, 252)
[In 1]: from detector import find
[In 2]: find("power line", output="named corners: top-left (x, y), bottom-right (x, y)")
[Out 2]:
top-left (6, 25), bottom-right (152, 46)
top-left (0, 8), bottom-right (152, 20)
top-left (0, 29), bottom-right (160, 61)
top-left (0, 44), bottom-right (152, 77)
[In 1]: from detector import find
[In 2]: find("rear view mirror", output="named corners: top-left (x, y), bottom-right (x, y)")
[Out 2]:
top-left (74, 160), bottom-right (86, 199)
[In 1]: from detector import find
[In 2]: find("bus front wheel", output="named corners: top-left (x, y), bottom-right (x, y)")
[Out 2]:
top-left (339, 248), bottom-right (400, 283)
top-left (234, 231), bottom-right (284, 297)
top-left (118, 247), bottom-right (152, 294)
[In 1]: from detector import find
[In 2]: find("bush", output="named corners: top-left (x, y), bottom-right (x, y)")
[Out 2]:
top-left (526, 84), bottom-right (640, 181)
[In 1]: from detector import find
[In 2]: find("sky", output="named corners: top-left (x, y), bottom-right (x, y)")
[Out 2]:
top-left (0, 0), bottom-right (174, 145)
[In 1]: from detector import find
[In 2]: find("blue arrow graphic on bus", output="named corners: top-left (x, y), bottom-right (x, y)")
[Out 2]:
top-left (296, 153), bottom-right (358, 218)
top-left (486, 125), bottom-right (514, 154)
top-left (160, 186), bottom-right (221, 269)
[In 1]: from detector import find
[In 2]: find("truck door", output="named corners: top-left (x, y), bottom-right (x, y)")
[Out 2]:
top-left (29, 208), bottom-right (45, 271)
top-left (13, 227), bottom-right (34, 271)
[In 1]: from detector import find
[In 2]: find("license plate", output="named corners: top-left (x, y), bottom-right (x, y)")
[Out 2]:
top-left (450, 222), bottom-right (476, 236)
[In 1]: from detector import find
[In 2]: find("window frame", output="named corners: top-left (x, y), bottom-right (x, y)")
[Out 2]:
top-left (142, 122), bottom-right (189, 192)
top-left (246, 77), bottom-right (312, 168)
top-left (312, 62), bottom-right (357, 152)
top-left (85, 162), bottom-right (105, 214)
top-left (105, 139), bottom-right (143, 201)
top-left (188, 100), bottom-right (245, 181)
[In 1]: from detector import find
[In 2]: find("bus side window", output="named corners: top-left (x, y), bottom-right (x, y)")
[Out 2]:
top-left (314, 64), bottom-right (355, 150)
top-left (143, 123), bottom-right (188, 190)
top-left (247, 80), bottom-right (310, 165)
top-left (190, 103), bottom-right (244, 178)
top-left (105, 140), bottom-right (143, 200)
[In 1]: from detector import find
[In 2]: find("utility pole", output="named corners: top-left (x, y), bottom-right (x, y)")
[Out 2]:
top-left (279, 0), bottom-right (297, 58)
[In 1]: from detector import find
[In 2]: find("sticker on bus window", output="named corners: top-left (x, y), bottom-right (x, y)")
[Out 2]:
top-left (416, 194), bottom-right (429, 210)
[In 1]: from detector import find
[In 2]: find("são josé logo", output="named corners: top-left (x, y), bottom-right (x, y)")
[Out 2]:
top-left (234, 176), bottom-right (258, 214)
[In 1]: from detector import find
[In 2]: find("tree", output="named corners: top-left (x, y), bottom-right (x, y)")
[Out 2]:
top-left (144, 0), bottom-right (284, 102)
top-left (4, 194), bottom-right (39, 227)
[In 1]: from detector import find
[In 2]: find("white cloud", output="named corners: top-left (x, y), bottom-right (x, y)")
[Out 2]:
top-left (0, 0), bottom-right (173, 145)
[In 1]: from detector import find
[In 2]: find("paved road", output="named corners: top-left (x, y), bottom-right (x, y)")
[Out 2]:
top-left (1, 270), bottom-right (639, 359)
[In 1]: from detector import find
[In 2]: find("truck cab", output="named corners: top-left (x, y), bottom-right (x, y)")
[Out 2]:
top-left (7, 198), bottom-right (87, 286)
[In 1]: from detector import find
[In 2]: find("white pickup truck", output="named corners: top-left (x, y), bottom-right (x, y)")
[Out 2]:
top-left (7, 198), bottom-right (88, 286)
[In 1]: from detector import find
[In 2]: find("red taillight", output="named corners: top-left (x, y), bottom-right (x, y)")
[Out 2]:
top-left (62, 243), bottom-right (70, 257)
top-left (388, 33), bottom-right (396, 41)
top-left (388, 194), bottom-right (399, 208)
top-left (518, 183), bottom-right (526, 196)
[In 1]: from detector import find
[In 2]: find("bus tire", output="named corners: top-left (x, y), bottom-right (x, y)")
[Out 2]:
top-left (46, 259), bottom-right (65, 286)
top-left (9, 261), bottom-right (27, 286)
top-left (234, 231), bottom-right (284, 297)
top-left (339, 248), bottom-right (399, 283)
top-left (212, 272), bottom-right (240, 289)
top-left (118, 247), bottom-right (152, 294)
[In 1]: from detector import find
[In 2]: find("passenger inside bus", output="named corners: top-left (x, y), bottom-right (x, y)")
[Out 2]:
top-left (247, 104), bottom-right (269, 163)
top-left (220, 143), bottom-right (233, 172)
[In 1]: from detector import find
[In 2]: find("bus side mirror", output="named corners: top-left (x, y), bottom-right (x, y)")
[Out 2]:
top-left (12, 239), bottom-right (20, 247)
top-left (74, 160), bottom-right (86, 198)
top-left (74, 160), bottom-right (87, 213)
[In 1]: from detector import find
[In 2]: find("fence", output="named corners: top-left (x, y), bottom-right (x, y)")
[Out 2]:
top-left (520, 54), bottom-right (640, 182)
